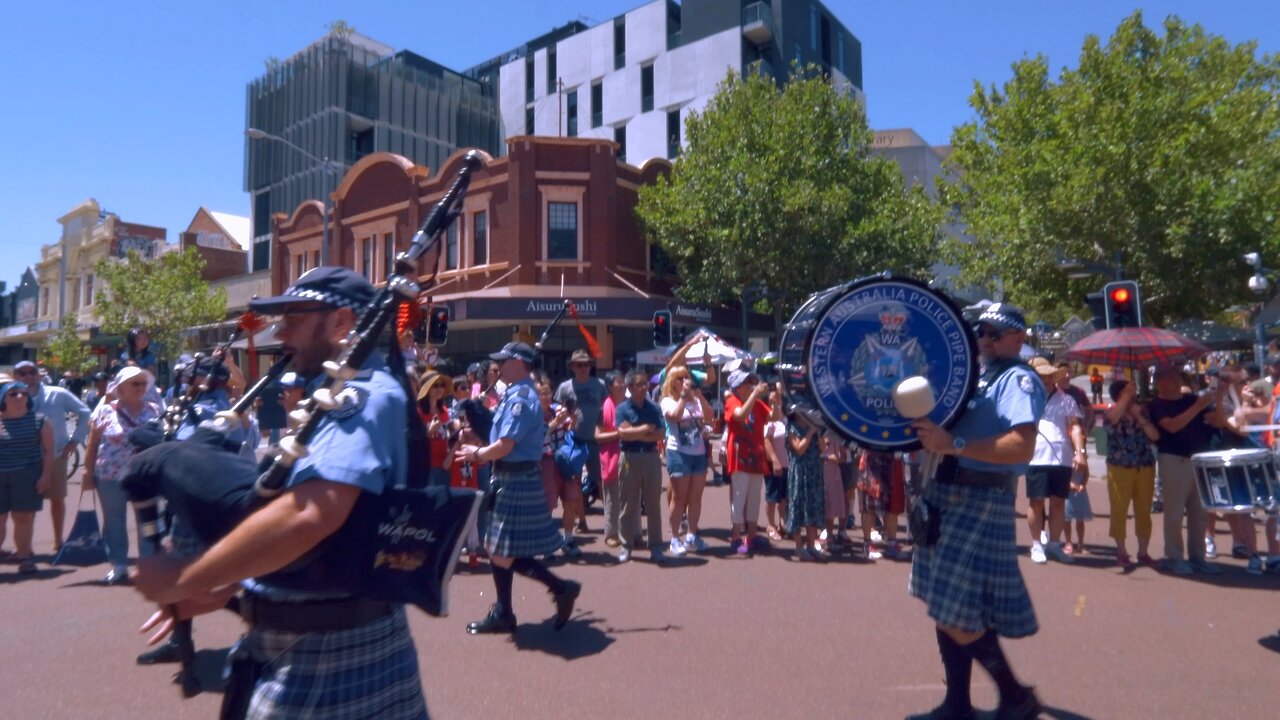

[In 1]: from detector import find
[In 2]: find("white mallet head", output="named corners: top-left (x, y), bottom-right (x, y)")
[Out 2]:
top-left (893, 376), bottom-right (936, 420)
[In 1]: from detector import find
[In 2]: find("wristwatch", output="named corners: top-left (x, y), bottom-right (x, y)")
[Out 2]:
top-left (951, 435), bottom-right (966, 456)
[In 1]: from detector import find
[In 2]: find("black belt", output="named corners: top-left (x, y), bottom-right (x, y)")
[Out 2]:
top-left (943, 467), bottom-right (1015, 489)
top-left (494, 460), bottom-right (538, 472)
top-left (621, 447), bottom-right (657, 454)
top-left (240, 594), bottom-right (395, 634)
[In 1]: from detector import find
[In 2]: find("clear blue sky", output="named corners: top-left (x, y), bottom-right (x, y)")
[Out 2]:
top-left (3, 0), bottom-right (1278, 295)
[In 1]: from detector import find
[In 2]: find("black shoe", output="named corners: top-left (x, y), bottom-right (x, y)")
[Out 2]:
top-left (904, 703), bottom-right (977, 720)
top-left (995, 687), bottom-right (1042, 720)
top-left (137, 640), bottom-right (190, 666)
top-left (466, 606), bottom-right (516, 635)
top-left (552, 580), bottom-right (581, 630)
top-left (103, 568), bottom-right (129, 586)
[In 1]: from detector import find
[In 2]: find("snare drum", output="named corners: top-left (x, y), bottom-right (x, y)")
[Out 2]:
top-left (1191, 449), bottom-right (1278, 514)
top-left (779, 274), bottom-right (978, 451)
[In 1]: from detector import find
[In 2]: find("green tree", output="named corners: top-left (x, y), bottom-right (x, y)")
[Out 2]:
top-left (93, 248), bottom-right (227, 363)
top-left (636, 66), bottom-right (944, 315)
top-left (327, 20), bottom-right (355, 39)
top-left (41, 316), bottom-right (97, 375)
top-left (943, 12), bottom-right (1280, 324)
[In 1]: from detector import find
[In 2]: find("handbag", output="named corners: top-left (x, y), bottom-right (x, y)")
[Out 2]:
top-left (906, 455), bottom-right (951, 548)
top-left (554, 429), bottom-right (589, 480)
top-left (52, 489), bottom-right (108, 566)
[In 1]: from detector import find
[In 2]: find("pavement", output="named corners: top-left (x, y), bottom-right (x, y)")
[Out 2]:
top-left (2, 443), bottom-right (1279, 719)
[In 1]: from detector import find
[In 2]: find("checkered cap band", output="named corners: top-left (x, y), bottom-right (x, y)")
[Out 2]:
top-left (283, 286), bottom-right (367, 310)
top-left (976, 303), bottom-right (1027, 333)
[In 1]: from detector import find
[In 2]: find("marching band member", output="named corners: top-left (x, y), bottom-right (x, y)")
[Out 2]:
top-left (909, 304), bottom-right (1046, 720)
top-left (130, 267), bottom-right (430, 719)
top-left (458, 341), bottom-right (581, 635)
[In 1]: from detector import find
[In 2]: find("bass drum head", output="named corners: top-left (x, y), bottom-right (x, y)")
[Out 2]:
top-left (780, 275), bottom-right (979, 452)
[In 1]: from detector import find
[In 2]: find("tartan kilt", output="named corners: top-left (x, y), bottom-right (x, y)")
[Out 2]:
top-left (908, 482), bottom-right (1038, 638)
top-left (245, 606), bottom-right (428, 720)
top-left (485, 466), bottom-right (564, 558)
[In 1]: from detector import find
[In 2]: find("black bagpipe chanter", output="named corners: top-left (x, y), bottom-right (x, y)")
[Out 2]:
top-left (122, 152), bottom-right (486, 617)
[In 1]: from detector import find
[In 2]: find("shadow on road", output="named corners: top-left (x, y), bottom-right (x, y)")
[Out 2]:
top-left (1040, 705), bottom-right (1096, 720)
top-left (513, 613), bottom-right (615, 660)
top-left (0, 565), bottom-right (74, 584)
top-left (1257, 632), bottom-right (1280, 655)
top-left (184, 647), bottom-right (232, 695)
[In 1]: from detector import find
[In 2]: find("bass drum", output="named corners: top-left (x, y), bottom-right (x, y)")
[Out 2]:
top-left (779, 274), bottom-right (979, 452)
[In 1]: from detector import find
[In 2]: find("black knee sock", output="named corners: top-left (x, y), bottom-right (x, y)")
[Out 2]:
top-left (965, 631), bottom-right (1025, 705)
top-left (491, 565), bottom-right (515, 617)
top-left (936, 628), bottom-right (973, 711)
top-left (511, 557), bottom-right (567, 594)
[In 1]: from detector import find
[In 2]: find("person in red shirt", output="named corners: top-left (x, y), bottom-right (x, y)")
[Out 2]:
top-left (417, 371), bottom-right (452, 487)
top-left (723, 369), bottom-right (770, 554)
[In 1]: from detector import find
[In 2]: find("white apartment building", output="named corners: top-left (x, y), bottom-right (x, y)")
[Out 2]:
top-left (476, 0), bottom-right (863, 164)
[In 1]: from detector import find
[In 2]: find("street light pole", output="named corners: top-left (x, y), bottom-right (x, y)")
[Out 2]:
top-left (1245, 252), bottom-right (1270, 366)
top-left (741, 285), bottom-right (766, 354)
top-left (245, 128), bottom-right (337, 266)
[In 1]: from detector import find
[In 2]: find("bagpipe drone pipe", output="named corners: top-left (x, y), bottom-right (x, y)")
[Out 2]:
top-left (121, 152), bottom-right (485, 617)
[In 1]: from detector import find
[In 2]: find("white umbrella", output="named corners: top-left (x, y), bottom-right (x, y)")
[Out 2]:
top-left (673, 328), bottom-right (753, 366)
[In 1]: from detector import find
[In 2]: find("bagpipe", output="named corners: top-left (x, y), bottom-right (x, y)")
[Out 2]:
top-left (122, 152), bottom-right (485, 617)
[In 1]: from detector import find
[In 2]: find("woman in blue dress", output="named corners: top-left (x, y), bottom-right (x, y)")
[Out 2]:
top-left (785, 412), bottom-right (825, 561)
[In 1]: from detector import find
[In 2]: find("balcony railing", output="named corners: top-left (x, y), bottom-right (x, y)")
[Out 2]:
top-left (742, 3), bottom-right (775, 46)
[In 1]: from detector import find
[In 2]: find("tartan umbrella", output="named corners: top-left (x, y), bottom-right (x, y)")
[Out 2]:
top-left (1061, 327), bottom-right (1211, 369)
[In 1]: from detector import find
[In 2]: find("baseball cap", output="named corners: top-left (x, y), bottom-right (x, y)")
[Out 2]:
top-left (13, 360), bottom-right (37, 372)
top-left (727, 369), bottom-right (758, 389)
top-left (249, 266), bottom-right (375, 315)
top-left (489, 342), bottom-right (536, 363)
top-left (975, 303), bottom-right (1028, 333)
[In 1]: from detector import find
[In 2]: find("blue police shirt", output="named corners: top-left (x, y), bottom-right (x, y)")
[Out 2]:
top-left (951, 362), bottom-right (1046, 476)
top-left (175, 387), bottom-right (229, 432)
top-left (174, 387), bottom-right (255, 458)
top-left (492, 377), bottom-right (545, 462)
top-left (248, 355), bottom-right (408, 600)
top-left (287, 356), bottom-right (408, 494)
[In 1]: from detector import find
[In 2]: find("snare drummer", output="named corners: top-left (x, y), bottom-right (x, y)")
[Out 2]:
top-left (1227, 381), bottom-right (1270, 574)
top-left (1146, 364), bottom-right (1226, 576)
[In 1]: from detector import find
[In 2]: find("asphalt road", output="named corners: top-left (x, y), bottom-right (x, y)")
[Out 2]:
top-left (2, 446), bottom-right (1278, 720)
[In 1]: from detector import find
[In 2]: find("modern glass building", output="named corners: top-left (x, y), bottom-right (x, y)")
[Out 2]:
top-left (244, 32), bottom-right (502, 271)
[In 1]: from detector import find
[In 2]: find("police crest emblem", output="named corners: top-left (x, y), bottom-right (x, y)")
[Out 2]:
top-left (778, 275), bottom-right (978, 451)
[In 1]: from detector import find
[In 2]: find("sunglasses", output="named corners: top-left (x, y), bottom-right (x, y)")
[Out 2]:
top-left (6, 390), bottom-right (28, 398)
top-left (974, 327), bottom-right (1006, 341)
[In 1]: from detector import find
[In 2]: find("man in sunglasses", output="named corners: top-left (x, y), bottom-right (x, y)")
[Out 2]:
top-left (908, 303), bottom-right (1047, 720)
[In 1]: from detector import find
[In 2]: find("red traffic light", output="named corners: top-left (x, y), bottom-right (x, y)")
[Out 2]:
top-left (1110, 287), bottom-right (1130, 304)
top-left (432, 308), bottom-right (448, 321)
top-left (655, 315), bottom-right (667, 326)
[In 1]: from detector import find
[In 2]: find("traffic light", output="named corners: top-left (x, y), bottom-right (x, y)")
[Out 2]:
top-left (1084, 292), bottom-right (1107, 330)
top-left (652, 310), bottom-right (672, 347)
top-left (1103, 281), bottom-right (1142, 328)
top-left (427, 306), bottom-right (450, 345)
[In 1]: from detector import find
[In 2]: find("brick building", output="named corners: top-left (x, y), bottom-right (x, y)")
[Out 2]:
top-left (179, 208), bottom-right (251, 282)
top-left (272, 135), bottom-right (769, 374)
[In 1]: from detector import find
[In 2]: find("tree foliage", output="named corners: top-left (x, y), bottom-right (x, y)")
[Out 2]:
top-left (93, 248), bottom-right (227, 362)
top-left (943, 12), bottom-right (1280, 324)
top-left (41, 315), bottom-right (97, 375)
top-left (636, 66), bottom-right (944, 315)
